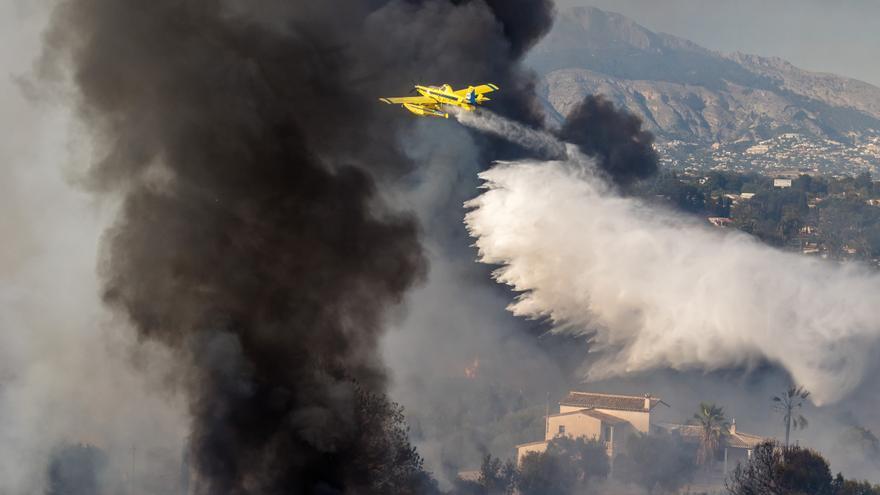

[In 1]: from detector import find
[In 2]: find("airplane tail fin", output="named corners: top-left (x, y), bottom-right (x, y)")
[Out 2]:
top-left (466, 86), bottom-right (477, 105)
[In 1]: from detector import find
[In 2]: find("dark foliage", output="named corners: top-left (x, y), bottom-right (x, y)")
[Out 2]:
top-left (833, 477), bottom-right (880, 495)
top-left (477, 454), bottom-right (518, 495)
top-left (773, 386), bottom-right (810, 448)
top-left (518, 436), bottom-right (610, 495)
top-left (778, 446), bottom-right (835, 495)
top-left (518, 449), bottom-right (576, 495)
top-left (613, 432), bottom-right (697, 493)
top-left (636, 170), bottom-right (880, 261)
top-left (724, 441), bottom-right (875, 495)
top-left (351, 388), bottom-right (440, 495)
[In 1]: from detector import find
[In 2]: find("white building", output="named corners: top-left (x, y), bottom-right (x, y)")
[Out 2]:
top-left (515, 391), bottom-right (767, 478)
top-left (515, 392), bottom-right (663, 464)
top-left (773, 178), bottom-right (793, 188)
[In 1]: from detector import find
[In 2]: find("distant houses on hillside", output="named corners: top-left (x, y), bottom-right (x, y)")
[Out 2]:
top-left (774, 178), bottom-right (793, 188)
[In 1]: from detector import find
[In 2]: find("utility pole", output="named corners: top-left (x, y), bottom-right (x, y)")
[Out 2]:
top-left (131, 445), bottom-right (136, 495)
top-left (545, 392), bottom-right (550, 438)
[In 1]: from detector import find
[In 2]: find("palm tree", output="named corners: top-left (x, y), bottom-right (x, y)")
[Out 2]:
top-left (773, 386), bottom-right (809, 447)
top-left (690, 402), bottom-right (729, 467)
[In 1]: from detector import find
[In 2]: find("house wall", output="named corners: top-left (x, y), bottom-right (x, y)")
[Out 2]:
top-left (516, 441), bottom-right (548, 466)
top-left (593, 408), bottom-right (651, 433)
top-left (518, 414), bottom-right (645, 466)
top-left (557, 406), bottom-right (652, 433)
top-left (547, 414), bottom-right (602, 442)
top-left (610, 422), bottom-right (635, 457)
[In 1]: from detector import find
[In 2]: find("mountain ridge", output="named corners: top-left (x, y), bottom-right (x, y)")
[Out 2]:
top-left (527, 6), bottom-right (880, 173)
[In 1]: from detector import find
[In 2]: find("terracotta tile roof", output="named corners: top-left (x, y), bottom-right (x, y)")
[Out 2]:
top-left (560, 391), bottom-right (662, 412)
top-left (656, 423), bottom-right (768, 449)
top-left (658, 423), bottom-right (703, 439)
top-left (727, 432), bottom-right (765, 449)
top-left (580, 409), bottom-right (630, 424)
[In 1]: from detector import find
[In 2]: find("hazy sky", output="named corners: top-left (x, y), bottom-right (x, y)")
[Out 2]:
top-left (556, 0), bottom-right (880, 87)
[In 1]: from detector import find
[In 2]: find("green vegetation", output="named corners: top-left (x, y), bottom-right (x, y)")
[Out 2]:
top-left (728, 441), bottom-right (880, 495)
top-left (459, 432), bottom-right (697, 495)
top-left (773, 386), bottom-right (810, 448)
top-left (518, 436), bottom-right (610, 495)
top-left (452, 455), bottom-right (518, 495)
top-left (613, 431), bottom-right (697, 493)
top-left (353, 389), bottom-right (440, 495)
top-left (835, 478), bottom-right (880, 495)
top-left (453, 406), bottom-right (880, 495)
top-left (690, 402), bottom-right (730, 467)
top-left (406, 379), bottom-right (547, 481)
top-left (454, 437), bottom-right (609, 495)
top-left (635, 170), bottom-right (880, 262)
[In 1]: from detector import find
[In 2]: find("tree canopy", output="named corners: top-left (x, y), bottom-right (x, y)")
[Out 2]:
top-left (773, 386), bottom-right (810, 447)
top-left (690, 402), bottom-right (729, 467)
top-left (728, 441), bottom-right (880, 495)
top-left (613, 431), bottom-right (697, 494)
top-left (517, 436), bottom-right (610, 495)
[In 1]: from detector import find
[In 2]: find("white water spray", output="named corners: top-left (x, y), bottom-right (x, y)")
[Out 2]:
top-left (459, 110), bottom-right (880, 404)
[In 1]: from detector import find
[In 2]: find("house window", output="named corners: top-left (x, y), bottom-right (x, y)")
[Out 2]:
top-left (558, 425), bottom-right (565, 435)
top-left (603, 425), bottom-right (612, 442)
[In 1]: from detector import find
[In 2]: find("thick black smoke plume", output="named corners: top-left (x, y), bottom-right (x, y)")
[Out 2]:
top-left (472, 0), bottom-right (554, 59)
top-left (559, 95), bottom-right (659, 185)
top-left (42, 0), bottom-right (554, 492)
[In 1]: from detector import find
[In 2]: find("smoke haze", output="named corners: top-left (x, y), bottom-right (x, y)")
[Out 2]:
top-left (380, 116), bottom-right (576, 485)
top-left (12, 0), bottom-right (880, 490)
top-left (38, 0), bottom-right (556, 492)
top-left (0, 3), bottom-right (188, 493)
top-left (452, 107), bottom-right (567, 159)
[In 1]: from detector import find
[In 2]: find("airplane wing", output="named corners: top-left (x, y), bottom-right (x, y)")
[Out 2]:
top-left (379, 95), bottom-right (435, 105)
top-left (454, 83), bottom-right (499, 97)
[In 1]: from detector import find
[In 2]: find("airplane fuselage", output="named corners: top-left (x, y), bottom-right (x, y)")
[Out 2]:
top-left (379, 83), bottom-right (498, 119)
top-left (414, 84), bottom-right (476, 111)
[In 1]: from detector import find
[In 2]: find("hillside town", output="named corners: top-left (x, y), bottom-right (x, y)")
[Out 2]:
top-left (657, 132), bottom-right (880, 177)
top-left (636, 167), bottom-right (880, 265)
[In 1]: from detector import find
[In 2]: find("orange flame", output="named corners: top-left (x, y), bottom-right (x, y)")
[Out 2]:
top-left (464, 358), bottom-right (480, 379)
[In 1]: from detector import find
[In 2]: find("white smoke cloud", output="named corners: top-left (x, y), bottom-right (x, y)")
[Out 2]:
top-left (460, 112), bottom-right (880, 406)
top-left (452, 107), bottom-right (568, 159)
top-left (380, 117), bottom-right (569, 484)
top-left (0, 3), bottom-right (187, 492)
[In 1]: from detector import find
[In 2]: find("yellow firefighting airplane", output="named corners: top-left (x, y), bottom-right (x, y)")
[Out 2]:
top-left (379, 83), bottom-right (499, 118)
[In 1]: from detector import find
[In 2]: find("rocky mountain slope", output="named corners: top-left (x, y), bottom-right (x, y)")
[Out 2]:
top-left (527, 7), bottom-right (880, 174)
